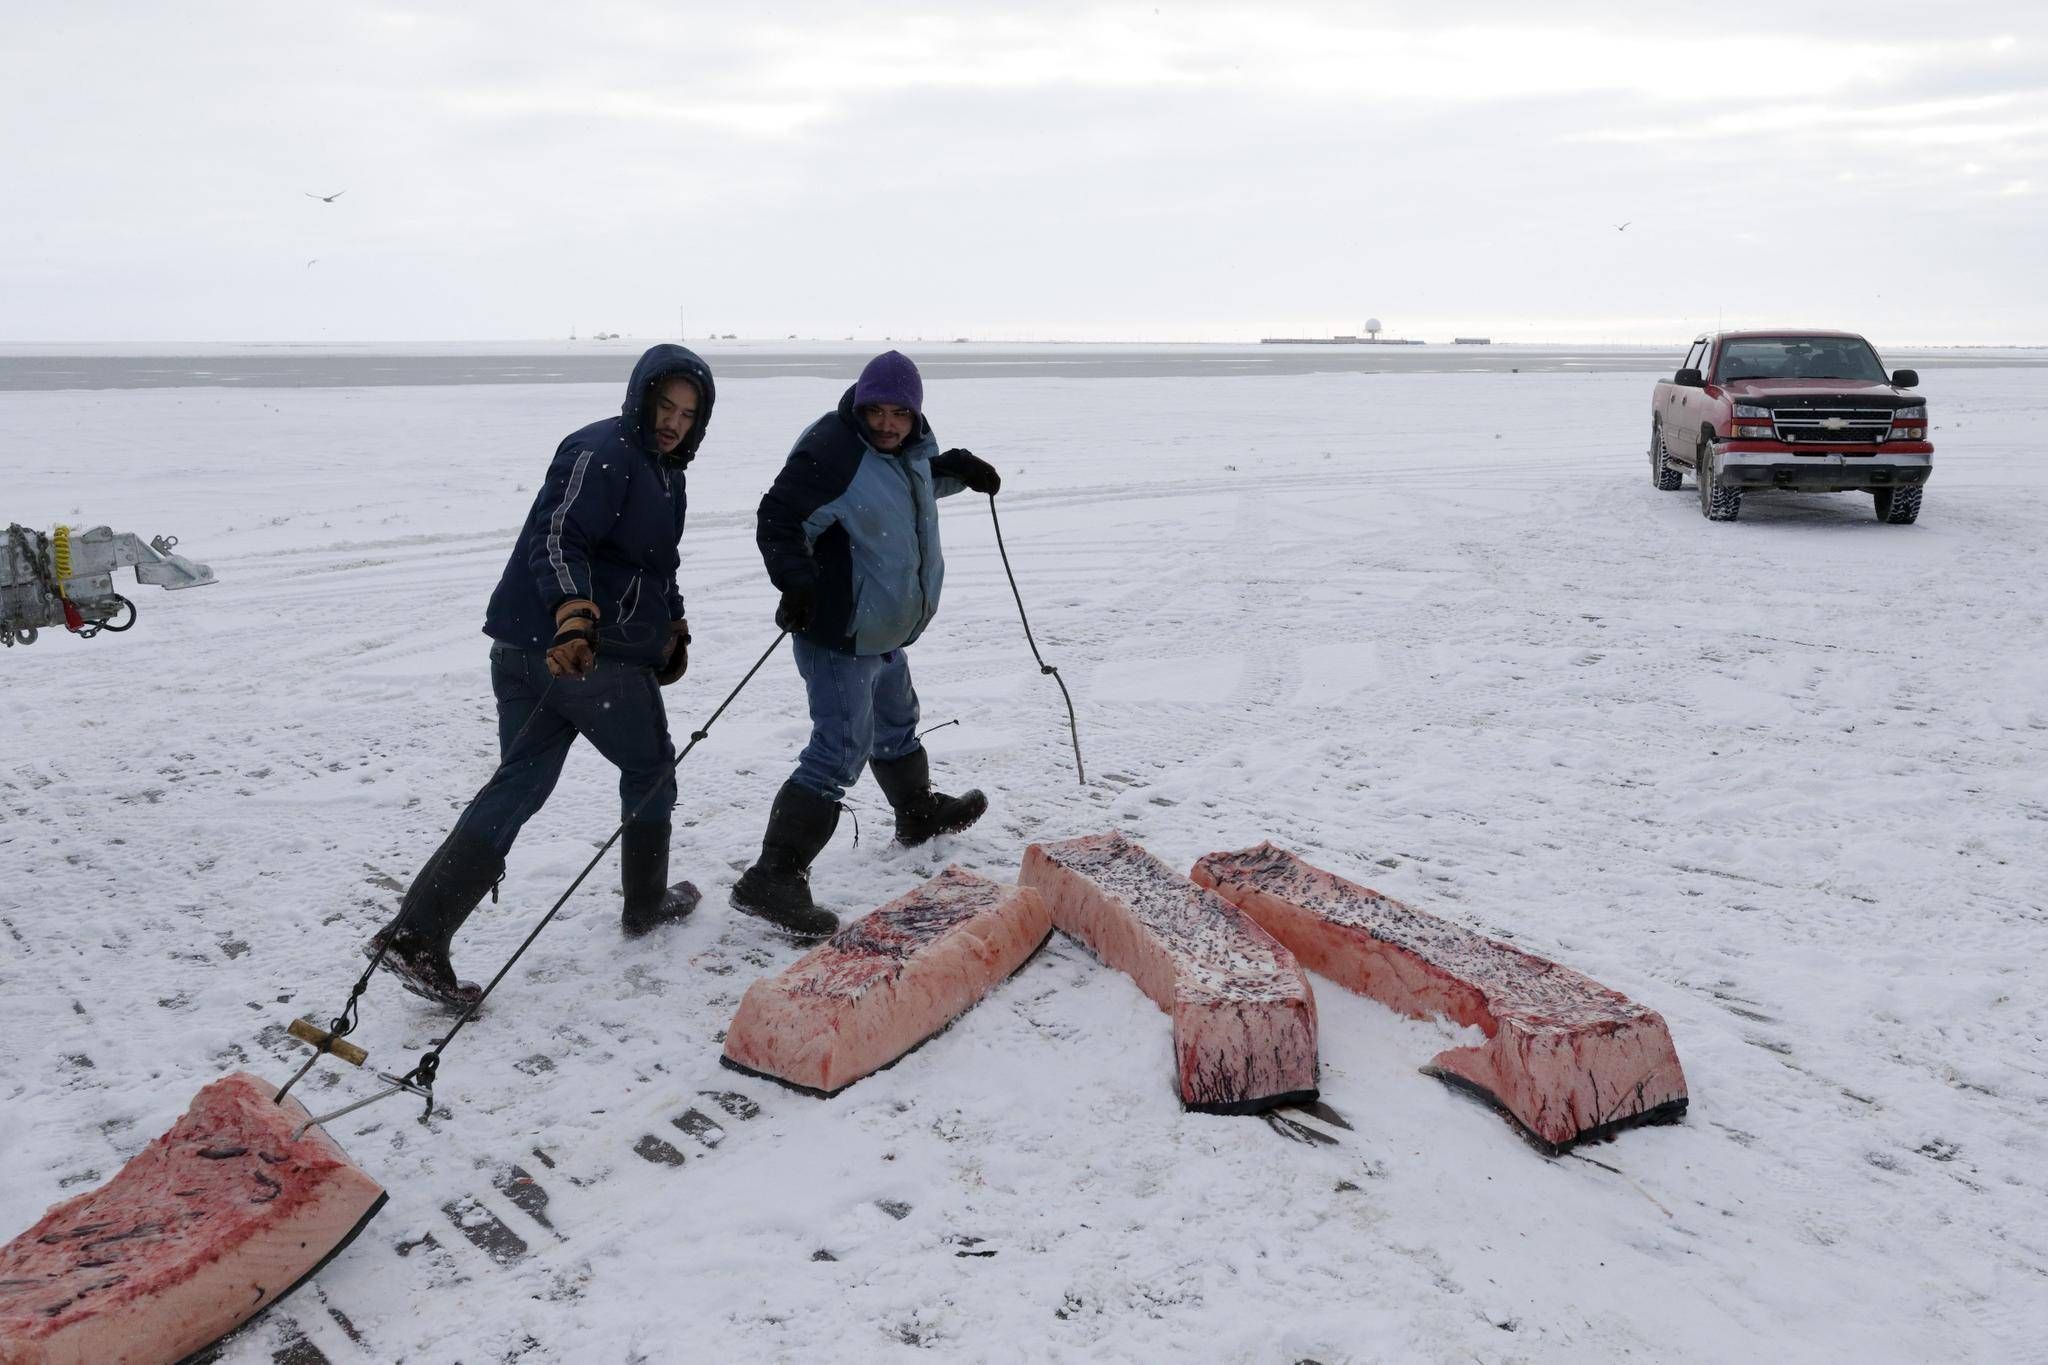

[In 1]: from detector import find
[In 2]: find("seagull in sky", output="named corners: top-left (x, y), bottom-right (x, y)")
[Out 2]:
top-left (305, 258), bottom-right (319, 268)
top-left (1615, 221), bottom-right (1631, 231)
top-left (305, 190), bottom-right (346, 203)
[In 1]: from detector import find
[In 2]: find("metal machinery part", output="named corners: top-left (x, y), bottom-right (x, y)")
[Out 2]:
top-left (1, 523), bottom-right (216, 646)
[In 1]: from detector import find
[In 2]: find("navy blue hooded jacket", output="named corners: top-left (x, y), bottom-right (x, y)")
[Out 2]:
top-left (484, 345), bottom-right (715, 662)
top-left (756, 386), bottom-right (970, 656)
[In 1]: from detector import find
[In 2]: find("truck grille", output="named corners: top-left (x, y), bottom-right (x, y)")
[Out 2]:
top-left (1771, 407), bottom-right (1894, 444)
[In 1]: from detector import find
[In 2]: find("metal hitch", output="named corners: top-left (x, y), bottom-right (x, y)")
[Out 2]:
top-left (2, 522), bottom-right (216, 645)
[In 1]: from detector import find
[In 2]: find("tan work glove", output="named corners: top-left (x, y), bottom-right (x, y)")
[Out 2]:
top-left (547, 598), bottom-right (599, 678)
top-left (656, 619), bottom-right (690, 686)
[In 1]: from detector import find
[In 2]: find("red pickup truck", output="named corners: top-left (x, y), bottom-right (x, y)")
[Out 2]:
top-left (1649, 330), bottom-right (1931, 523)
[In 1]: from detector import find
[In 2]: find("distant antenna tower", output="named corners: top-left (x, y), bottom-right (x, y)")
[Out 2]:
top-left (1365, 318), bottom-right (1383, 340)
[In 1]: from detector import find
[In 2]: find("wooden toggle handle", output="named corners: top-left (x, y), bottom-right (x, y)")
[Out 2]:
top-left (288, 1017), bottom-right (368, 1067)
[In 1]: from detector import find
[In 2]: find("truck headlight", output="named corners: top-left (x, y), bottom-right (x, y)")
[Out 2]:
top-left (1733, 403), bottom-right (1772, 419)
top-left (1894, 405), bottom-right (1926, 420)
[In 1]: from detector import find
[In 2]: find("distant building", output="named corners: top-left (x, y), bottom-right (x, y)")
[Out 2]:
top-left (1261, 315), bottom-right (1424, 345)
top-left (1453, 337), bottom-right (1492, 345)
top-left (1259, 335), bottom-right (1425, 345)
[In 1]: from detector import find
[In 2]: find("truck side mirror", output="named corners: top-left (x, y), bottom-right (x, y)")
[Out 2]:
top-left (1891, 369), bottom-right (1919, 388)
top-left (1674, 368), bottom-right (1704, 388)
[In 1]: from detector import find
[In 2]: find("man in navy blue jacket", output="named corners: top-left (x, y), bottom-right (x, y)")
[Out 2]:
top-left (368, 344), bottom-right (716, 1006)
top-left (734, 350), bottom-right (1002, 936)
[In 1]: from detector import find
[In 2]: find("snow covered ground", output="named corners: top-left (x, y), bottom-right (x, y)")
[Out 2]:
top-left (2, 360), bottom-right (2044, 1363)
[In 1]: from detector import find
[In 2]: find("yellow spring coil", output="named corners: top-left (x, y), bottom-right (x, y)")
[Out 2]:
top-left (52, 524), bottom-right (72, 583)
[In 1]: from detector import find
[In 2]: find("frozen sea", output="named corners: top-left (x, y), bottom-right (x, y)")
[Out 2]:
top-left (3, 339), bottom-right (2045, 391)
top-left (1, 345), bottom-right (2044, 1363)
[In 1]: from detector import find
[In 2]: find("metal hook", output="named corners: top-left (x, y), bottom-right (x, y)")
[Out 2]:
top-left (291, 1072), bottom-right (433, 1142)
top-left (273, 1016), bottom-right (369, 1107)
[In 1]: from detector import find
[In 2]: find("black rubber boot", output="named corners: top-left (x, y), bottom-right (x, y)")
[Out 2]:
top-left (365, 830), bottom-right (504, 1010)
top-left (870, 747), bottom-right (988, 847)
top-left (621, 820), bottom-right (700, 938)
top-left (729, 780), bottom-right (841, 940)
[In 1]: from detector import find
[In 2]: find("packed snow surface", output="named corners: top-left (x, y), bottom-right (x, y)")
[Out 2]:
top-left (1, 358), bottom-right (2044, 1362)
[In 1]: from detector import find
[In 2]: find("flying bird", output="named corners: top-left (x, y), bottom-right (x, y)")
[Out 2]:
top-left (1615, 221), bottom-right (1631, 231)
top-left (305, 190), bottom-right (346, 203)
top-left (305, 258), bottom-right (319, 268)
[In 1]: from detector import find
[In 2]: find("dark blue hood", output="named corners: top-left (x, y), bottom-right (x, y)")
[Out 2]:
top-left (622, 344), bottom-right (716, 464)
top-left (485, 349), bottom-right (708, 659)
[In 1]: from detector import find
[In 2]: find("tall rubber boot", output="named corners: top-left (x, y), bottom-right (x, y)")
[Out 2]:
top-left (364, 829), bottom-right (504, 1010)
top-left (621, 820), bottom-right (700, 938)
top-left (870, 747), bottom-right (987, 847)
top-left (729, 780), bottom-right (841, 939)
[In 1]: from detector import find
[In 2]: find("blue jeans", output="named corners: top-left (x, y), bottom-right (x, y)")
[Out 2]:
top-left (451, 644), bottom-right (677, 856)
top-left (790, 637), bottom-right (921, 803)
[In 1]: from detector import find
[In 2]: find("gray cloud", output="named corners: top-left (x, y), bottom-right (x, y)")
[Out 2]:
top-left (2, 2), bottom-right (2042, 343)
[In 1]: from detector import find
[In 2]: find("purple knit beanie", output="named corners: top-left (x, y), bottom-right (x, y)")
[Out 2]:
top-left (853, 350), bottom-right (923, 414)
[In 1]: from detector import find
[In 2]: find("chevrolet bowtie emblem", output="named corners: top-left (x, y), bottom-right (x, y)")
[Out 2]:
top-left (1822, 417), bottom-right (1848, 430)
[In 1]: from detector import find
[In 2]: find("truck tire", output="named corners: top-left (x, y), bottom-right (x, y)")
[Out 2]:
top-left (1697, 440), bottom-right (1742, 521)
top-left (1649, 421), bottom-right (1683, 490)
top-left (1873, 486), bottom-right (1922, 525)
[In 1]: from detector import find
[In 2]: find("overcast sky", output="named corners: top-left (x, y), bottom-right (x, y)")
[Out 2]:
top-left (3, 1), bottom-right (2043, 344)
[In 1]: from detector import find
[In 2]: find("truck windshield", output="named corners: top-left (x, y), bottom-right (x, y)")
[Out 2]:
top-left (1717, 338), bottom-right (1888, 383)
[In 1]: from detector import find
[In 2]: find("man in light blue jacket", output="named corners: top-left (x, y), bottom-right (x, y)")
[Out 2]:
top-left (737, 351), bottom-right (1003, 936)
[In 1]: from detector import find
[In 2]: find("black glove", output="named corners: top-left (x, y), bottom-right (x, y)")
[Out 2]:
top-left (655, 620), bottom-right (690, 686)
top-left (775, 583), bottom-right (815, 633)
top-left (935, 448), bottom-right (1001, 495)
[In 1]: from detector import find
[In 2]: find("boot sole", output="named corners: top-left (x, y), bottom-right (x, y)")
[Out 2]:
top-left (391, 976), bottom-right (485, 1013)
top-left (727, 888), bottom-right (837, 942)
top-left (624, 881), bottom-right (701, 938)
top-left (895, 798), bottom-right (990, 848)
top-left (363, 940), bottom-right (484, 1013)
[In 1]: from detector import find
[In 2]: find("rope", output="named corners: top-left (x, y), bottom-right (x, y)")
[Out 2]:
top-left (394, 630), bottom-right (789, 1112)
top-left (279, 632), bottom-right (785, 1113)
top-left (987, 495), bottom-right (1085, 785)
top-left (274, 672), bottom-right (561, 1106)
top-left (293, 495), bottom-right (1073, 1109)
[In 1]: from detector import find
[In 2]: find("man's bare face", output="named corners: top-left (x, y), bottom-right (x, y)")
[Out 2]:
top-left (861, 403), bottom-right (915, 453)
top-left (651, 377), bottom-right (701, 456)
